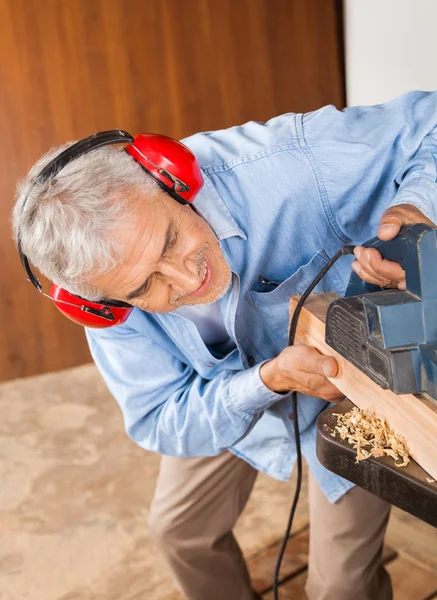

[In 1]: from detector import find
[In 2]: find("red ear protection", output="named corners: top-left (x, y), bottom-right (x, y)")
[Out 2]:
top-left (126, 133), bottom-right (203, 203)
top-left (18, 129), bottom-right (204, 328)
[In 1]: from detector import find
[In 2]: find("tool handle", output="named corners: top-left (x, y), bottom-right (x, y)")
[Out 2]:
top-left (345, 222), bottom-right (436, 297)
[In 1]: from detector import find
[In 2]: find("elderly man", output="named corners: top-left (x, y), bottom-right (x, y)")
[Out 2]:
top-left (13, 91), bottom-right (437, 600)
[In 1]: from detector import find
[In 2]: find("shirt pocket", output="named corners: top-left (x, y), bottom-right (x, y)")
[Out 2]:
top-left (244, 250), bottom-right (344, 354)
top-left (246, 249), bottom-right (342, 309)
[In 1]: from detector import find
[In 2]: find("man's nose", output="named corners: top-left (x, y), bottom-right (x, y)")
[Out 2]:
top-left (162, 256), bottom-right (201, 291)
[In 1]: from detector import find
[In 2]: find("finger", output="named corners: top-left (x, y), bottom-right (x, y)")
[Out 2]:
top-left (377, 210), bottom-right (404, 240)
top-left (352, 261), bottom-right (407, 290)
top-left (317, 355), bottom-right (338, 378)
top-left (353, 256), bottom-right (390, 284)
top-left (354, 247), bottom-right (394, 284)
top-left (363, 248), bottom-right (405, 283)
top-left (295, 346), bottom-right (338, 378)
top-left (377, 222), bottom-right (401, 241)
top-left (351, 261), bottom-right (392, 287)
top-left (353, 245), bottom-right (365, 260)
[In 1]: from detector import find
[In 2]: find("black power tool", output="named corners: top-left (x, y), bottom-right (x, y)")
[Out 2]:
top-left (325, 223), bottom-right (437, 399)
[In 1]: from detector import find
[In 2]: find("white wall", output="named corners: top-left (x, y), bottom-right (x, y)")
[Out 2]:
top-left (344, 0), bottom-right (437, 106)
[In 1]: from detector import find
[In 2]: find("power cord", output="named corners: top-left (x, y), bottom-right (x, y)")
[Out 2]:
top-left (272, 244), bottom-right (355, 599)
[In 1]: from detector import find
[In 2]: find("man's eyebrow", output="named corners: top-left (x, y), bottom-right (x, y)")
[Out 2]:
top-left (126, 220), bottom-right (174, 302)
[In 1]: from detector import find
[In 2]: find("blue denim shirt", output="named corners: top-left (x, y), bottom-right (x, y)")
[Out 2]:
top-left (86, 91), bottom-right (437, 502)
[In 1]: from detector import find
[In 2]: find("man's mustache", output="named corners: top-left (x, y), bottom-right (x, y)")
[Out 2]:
top-left (169, 244), bottom-right (208, 306)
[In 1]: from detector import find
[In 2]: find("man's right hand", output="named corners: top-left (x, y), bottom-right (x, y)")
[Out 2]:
top-left (259, 344), bottom-right (344, 401)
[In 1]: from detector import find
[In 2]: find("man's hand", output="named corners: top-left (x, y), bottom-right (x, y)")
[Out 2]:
top-left (259, 344), bottom-right (344, 401)
top-left (351, 204), bottom-right (435, 291)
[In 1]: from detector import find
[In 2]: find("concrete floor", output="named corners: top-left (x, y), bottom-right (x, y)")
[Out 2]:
top-left (1, 363), bottom-right (436, 600)
top-left (0, 364), bottom-right (308, 600)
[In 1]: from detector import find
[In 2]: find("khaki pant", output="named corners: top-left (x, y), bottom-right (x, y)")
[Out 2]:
top-left (148, 452), bottom-right (392, 600)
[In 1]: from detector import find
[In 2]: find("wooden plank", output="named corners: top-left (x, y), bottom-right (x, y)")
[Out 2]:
top-left (249, 528), bottom-right (395, 595)
top-left (160, 531), bottom-right (397, 600)
top-left (262, 570), bottom-right (307, 599)
top-left (290, 294), bottom-right (437, 480)
top-left (263, 552), bottom-right (436, 600)
top-left (386, 555), bottom-right (437, 600)
top-left (160, 529), bottom-right (310, 600)
top-left (249, 527), bottom-right (309, 593)
top-left (261, 546), bottom-right (396, 599)
top-left (386, 506), bottom-right (437, 572)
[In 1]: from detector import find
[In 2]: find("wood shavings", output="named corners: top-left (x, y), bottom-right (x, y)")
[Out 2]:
top-left (333, 407), bottom-right (410, 468)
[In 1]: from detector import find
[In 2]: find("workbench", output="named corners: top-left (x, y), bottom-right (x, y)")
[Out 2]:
top-left (317, 400), bottom-right (437, 528)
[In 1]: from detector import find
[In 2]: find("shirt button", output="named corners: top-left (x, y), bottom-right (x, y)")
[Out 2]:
top-left (206, 362), bottom-right (214, 368)
top-left (248, 356), bottom-right (255, 366)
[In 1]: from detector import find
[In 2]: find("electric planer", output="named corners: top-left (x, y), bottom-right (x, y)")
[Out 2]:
top-left (325, 223), bottom-right (437, 400)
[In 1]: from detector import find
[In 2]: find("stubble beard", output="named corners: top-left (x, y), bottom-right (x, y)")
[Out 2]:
top-left (169, 243), bottom-right (232, 308)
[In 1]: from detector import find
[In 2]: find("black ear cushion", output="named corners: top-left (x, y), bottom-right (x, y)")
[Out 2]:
top-left (135, 163), bottom-right (189, 206)
top-left (96, 297), bottom-right (132, 308)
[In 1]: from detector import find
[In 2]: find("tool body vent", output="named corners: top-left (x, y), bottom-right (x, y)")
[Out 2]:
top-left (325, 297), bottom-right (391, 389)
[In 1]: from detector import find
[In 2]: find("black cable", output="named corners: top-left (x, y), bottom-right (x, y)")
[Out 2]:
top-left (272, 244), bottom-right (355, 599)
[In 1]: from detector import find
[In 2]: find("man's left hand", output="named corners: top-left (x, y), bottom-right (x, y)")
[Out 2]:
top-left (351, 203), bottom-right (436, 291)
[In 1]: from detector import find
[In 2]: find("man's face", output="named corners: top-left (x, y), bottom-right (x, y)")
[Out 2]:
top-left (91, 189), bottom-right (232, 313)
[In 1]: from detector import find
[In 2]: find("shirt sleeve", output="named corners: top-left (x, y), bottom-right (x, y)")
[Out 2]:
top-left (302, 90), bottom-right (437, 244)
top-left (85, 325), bottom-right (285, 457)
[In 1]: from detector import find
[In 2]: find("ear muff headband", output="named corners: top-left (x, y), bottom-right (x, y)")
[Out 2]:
top-left (18, 130), bottom-right (134, 327)
top-left (18, 129), bottom-right (204, 328)
top-left (22, 130), bottom-right (134, 212)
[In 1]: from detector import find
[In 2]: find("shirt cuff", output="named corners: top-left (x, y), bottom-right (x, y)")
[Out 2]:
top-left (391, 177), bottom-right (437, 225)
top-left (224, 360), bottom-right (289, 415)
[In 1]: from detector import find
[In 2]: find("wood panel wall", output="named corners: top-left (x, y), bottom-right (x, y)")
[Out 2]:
top-left (0, 0), bottom-right (345, 381)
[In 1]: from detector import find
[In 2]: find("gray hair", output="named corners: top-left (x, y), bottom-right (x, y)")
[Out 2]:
top-left (11, 142), bottom-right (161, 301)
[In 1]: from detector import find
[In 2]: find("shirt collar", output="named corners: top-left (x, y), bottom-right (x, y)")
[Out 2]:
top-left (192, 172), bottom-right (247, 241)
